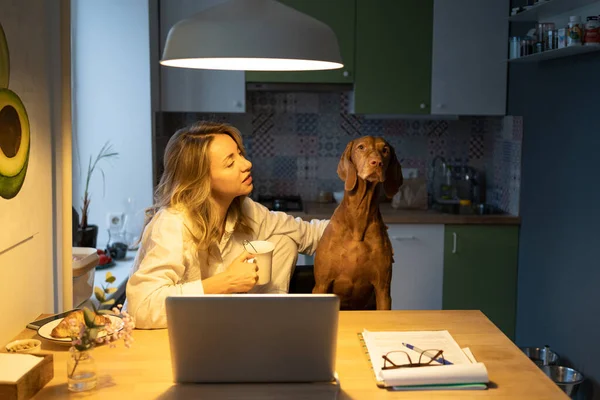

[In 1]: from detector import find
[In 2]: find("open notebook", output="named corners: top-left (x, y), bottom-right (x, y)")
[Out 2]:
top-left (359, 330), bottom-right (489, 390)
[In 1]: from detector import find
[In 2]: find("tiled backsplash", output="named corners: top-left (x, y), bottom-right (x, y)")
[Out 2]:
top-left (155, 92), bottom-right (522, 215)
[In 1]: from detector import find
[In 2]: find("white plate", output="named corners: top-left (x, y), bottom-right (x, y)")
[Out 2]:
top-left (37, 314), bottom-right (124, 345)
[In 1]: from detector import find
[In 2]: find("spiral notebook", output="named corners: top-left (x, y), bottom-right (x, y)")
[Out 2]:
top-left (358, 330), bottom-right (489, 391)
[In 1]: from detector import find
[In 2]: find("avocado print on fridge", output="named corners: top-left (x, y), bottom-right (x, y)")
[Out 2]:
top-left (0, 21), bottom-right (30, 200)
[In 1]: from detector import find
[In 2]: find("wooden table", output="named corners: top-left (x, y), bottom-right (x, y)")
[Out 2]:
top-left (10, 310), bottom-right (566, 399)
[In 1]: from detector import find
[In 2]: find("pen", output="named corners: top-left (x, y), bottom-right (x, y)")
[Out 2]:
top-left (401, 342), bottom-right (453, 365)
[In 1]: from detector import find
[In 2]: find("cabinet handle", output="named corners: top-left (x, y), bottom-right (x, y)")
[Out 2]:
top-left (391, 236), bottom-right (416, 241)
top-left (343, 71), bottom-right (349, 77)
top-left (420, 103), bottom-right (426, 109)
top-left (452, 232), bottom-right (457, 254)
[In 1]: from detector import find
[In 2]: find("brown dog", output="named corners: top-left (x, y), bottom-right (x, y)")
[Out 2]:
top-left (313, 136), bottom-right (403, 310)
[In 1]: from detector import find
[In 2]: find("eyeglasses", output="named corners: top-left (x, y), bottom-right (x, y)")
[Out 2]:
top-left (382, 349), bottom-right (445, 370)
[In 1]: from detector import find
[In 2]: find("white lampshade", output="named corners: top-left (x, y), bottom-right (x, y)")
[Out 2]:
top-left (160, 0), bottom-right (344, 71)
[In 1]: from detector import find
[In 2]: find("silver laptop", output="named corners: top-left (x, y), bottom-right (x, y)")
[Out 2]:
top-left (165, 294), bottom-right (339, 383)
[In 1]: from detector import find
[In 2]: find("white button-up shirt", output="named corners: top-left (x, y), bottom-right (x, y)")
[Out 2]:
top-left (126, 198), bottom-right (329, 329)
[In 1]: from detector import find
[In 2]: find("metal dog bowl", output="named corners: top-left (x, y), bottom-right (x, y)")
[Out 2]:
top-left (521, 346), bottom-right (559, 366)
top-left (541, 366), bottom-right (584, 398)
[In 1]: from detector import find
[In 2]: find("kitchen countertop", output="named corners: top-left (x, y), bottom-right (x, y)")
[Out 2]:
top-left (287, 202), bottom-right (521, 225)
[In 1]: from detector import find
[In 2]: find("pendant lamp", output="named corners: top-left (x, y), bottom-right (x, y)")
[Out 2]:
top-left (160, 0), bottom-right (343, 71)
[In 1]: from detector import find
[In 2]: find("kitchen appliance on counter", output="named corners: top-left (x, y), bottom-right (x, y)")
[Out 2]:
top-left (257, 195), bottom-right (303, 212)
top-left (430, 158), bottom-right (484, 209)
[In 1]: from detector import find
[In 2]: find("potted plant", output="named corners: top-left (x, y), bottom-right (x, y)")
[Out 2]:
top-left (75, 142), bottom-right (118, 248)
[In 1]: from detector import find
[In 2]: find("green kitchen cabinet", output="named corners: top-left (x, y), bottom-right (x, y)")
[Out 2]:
top-left (352, 0), bottom-right (433, 115)
top-left (246, 0), bottom-right (355, 84)
top-left (443, 225), bottom-right (519, 340)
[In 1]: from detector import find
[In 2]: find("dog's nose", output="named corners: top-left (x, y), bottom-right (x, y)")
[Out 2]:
top-left (370, 159), bottom-right (383, 167)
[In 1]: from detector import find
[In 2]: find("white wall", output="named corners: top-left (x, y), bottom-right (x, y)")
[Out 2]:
top-left (0, 0), bottom-right (67, 344)
top-left (72, 0), bottom-right (153, 249)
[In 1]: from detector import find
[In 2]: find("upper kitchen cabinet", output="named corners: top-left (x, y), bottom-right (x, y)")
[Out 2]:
top-left (352, 0), bottom-right (433, 115)
top-left (352, 0), bottom-right (508, 116)
top-left (431, 0), bottom-right (508, 115)
top-left (245, 0), bottom-right (356, 84)
top-left (159, 0), bottom-right (246, 113)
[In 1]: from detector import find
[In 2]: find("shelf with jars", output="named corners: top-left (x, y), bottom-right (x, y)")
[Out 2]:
top-left (509, 0), bottom-right (599, 22)
top-left (508, 42), bottom-right (600, 62)
top-left (508, 0), bottom-right (600, 62)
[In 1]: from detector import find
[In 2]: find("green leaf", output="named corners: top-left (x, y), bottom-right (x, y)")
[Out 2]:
top-left (101, 299), bottom-right (116, 307)
top-left (104, 287), bottom-right (117, 294)
top-left (94, 286), bottom-right (106, 302)
top-left (88, 327), bottom-right (99, 340)
top-left (105, 275), bottom-right (116, 284)
top-left (97, 309), bottom-right (114, 315)
top-left (83, 308), bottom-right (96, 327)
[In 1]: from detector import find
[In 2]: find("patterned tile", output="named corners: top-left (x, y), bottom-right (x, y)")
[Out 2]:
top-left (393, 136), bottom-right (427, 160)
top-left (251, 132), bottom-right (274, 158)
top-left (470, 117), bottom-right (488, 134)
top-left (488, 117), bottom-right (503, 135)
top-left (252, 113), bottom-right (274, 136)
top-left (294, 93), bottom-right (319, 113)
top-left (249, 92), bottom-right (276, 114)
top-left (318, 135), bottom-right (341, 157)
top-left (513, 116), bottom-right (523, 141)
top-left (272, 113), bottom-right (296, 136)
top-left (361, 119), bottom-right (384, 136)
top-left (243, 135), bottom-right (254, 155)
top-left (319, 178), bottom-right (344, 193)
top-left (273, 135), bottom-right (299, 156)
top-left (384, 119), bottom-right (408, 136)
top-left (272, 93), bottom-right (289, 113)
top-left (298, 136), bottom-right (319, 157)
top-left (297, 179), bottom-right (319, 201)
top-left (317, 157), bottom-right (341, 181)
top-left (273, 156), bottom-right (298, 181)
top-left (318, 113), bottom-right (341, 136)
top-left (340, 92), bottom-right (351, 114)
top-left (154, 93), bottom-right (523, 215)
top-left (296, 113), bottom-right (318, 135)
top-left (272, 179), bottom-right (297, 196)
top-left (297, 157), bottom-right (318, 180)
top-left (253, 179), bottom-right (273, 197)
top-left (427, 136), bottom-right (448, 158)
top-left (340, 113), bottom-right (362, 136)
top-left (252, 158), bottom-right (274, 180)
top-left (426, 120), bottom-right (449, 137)
top-left (469, 134), bottom-right (484, 160)
top-left (318, 93), bottom-right (342, 114)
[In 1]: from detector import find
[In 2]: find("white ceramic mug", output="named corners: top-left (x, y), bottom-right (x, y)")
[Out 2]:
top-left (245, 241), bottom-right (275, 285)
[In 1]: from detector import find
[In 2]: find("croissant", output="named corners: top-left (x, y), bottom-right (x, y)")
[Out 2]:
top-left (50, 310), bottom-right (111, 338)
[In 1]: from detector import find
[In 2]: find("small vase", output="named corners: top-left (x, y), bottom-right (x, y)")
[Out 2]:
top-left (76, 224), bottom-right (98, 248)
top-left (67, 347), bottom-right (97, 392)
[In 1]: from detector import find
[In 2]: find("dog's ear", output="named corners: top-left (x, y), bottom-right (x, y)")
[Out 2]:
top-left (337, 140), bottom-right (357, 192)
top-left (383, 145), bottom-right (403, 198)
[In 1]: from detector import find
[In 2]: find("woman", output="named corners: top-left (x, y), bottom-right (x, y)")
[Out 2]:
top-left (126, 121), bottom-right (328, 329)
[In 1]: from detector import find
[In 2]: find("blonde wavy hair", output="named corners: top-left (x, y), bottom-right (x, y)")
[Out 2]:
top-left (143, 121), bottom-right (253, 251)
